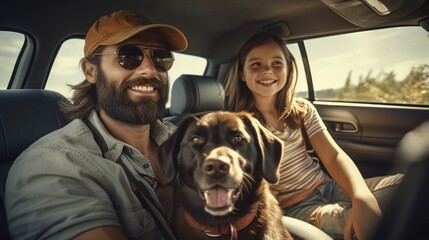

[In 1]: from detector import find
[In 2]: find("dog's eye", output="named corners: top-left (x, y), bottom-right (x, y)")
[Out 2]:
top-left (191, 136), bottom-right (204, 145)
top-left (233, 135), bottom-right (243, 143)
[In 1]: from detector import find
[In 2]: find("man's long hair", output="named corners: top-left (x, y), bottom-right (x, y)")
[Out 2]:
top-left (59, 48), bottom-right (104, 120)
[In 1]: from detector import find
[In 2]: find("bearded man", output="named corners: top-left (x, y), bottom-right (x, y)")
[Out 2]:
top-left (5, 10), bottom-right (187, 240)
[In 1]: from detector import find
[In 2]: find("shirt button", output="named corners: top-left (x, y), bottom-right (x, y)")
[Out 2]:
top-left (124, 147), bottom-right (132, 154)
top-left (143, 163), bottom-right (150, 169)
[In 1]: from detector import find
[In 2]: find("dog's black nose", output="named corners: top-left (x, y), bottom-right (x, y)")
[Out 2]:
top-left (203, 159), bottom-right (230, 177)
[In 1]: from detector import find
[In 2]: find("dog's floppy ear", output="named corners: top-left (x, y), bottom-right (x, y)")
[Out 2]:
top-left (158, 115), bottom-right (197, 185)
top-left (240, 112), bottom-right (284, 183)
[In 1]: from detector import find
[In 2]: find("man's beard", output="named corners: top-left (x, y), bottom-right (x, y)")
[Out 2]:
top-left (96, 69), bottom-right (168, 125)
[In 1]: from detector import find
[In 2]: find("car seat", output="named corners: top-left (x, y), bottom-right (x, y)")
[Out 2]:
top-left (165, 74), bottom-right (225, 124)
top-left (0, 89), bottom-right (69, 240)
top-left (370, 120), bottom-right (429, 240)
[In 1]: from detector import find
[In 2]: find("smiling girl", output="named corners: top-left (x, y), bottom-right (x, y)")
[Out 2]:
top-left (224, 32), bottom-right (403, 240)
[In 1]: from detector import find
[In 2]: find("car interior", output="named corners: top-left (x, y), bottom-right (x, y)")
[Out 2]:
top-left (1, 0), bottom-right (429, 239)
top-left (370, 120), bottom-right (429, 240)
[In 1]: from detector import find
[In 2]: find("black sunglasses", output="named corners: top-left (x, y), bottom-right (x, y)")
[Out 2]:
top-left (92, 44), bottom-right (175, 72)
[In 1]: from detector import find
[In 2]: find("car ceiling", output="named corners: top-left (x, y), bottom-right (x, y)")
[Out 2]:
top-left (2, 0), bottom-right (429, 66)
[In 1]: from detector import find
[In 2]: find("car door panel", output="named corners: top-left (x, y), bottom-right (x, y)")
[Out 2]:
top-left (314, 102), bottom-right (429, 177)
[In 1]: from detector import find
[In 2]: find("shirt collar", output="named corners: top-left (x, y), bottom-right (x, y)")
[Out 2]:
top-left (86, 110), bottom-right (176, 161)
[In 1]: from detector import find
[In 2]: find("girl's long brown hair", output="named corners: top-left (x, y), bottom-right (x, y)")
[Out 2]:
top-left (224, 32), bottom-right (305, 129)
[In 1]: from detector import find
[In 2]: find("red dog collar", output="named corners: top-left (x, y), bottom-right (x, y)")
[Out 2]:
top-left (184, 211), bottom-right (256, 240)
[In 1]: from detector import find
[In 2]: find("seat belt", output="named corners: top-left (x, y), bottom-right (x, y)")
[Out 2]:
top-left (83, 119), bottom-right (176, 240)
top-left (300, 118), bottom-right (330, 176)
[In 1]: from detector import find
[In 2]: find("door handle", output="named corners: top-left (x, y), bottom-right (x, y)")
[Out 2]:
top-left (333, 121), bottom-right (358, 133)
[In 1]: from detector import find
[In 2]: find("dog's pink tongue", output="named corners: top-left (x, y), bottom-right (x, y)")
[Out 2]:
top-left (204, 187), bottom-right (230, 208)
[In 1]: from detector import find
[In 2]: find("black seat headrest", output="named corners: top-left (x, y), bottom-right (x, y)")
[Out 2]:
top-left (0, 89), bottom-right (69, 200)
top-left (169, 74), bottom-right (224, 115)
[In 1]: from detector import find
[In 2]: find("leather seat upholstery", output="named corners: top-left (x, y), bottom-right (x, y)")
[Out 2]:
top-left (165, 74), bottom-right (225, 124)
top-left (0, 89), bottom-right (69, 240)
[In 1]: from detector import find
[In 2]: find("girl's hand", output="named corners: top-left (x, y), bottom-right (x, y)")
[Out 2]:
top-left (344, 195), bottom-right (382, 240)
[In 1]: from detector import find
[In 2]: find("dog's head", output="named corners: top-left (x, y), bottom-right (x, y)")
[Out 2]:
top-left (158, 111), bottom-right (283, 216)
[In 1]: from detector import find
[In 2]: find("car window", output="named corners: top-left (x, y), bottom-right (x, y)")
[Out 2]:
top-left (45, 38), bottom-right (207, 107)
top-left (0, 31), bottom-right (25, 89)
top-left (304, 26), bottom-right (429, 105)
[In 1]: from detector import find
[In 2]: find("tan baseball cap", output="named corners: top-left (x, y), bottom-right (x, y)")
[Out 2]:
top-left (84, 10), bottom-right (188, 57)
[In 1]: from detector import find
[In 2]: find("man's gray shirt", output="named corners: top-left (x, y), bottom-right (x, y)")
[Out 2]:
top-left (5, 111), bottom-right (176, 240)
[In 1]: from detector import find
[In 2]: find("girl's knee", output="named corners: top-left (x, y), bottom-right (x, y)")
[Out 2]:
top-left (365, 173), bottom-right (404, 191)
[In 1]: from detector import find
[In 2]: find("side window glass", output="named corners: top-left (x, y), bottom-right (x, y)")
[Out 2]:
top-left (45, 39), bottom-right (84, 97)
top-left (0, 31), bottom-right (25, 89)
top-left (305, 27), bottom-right (429, 105)
top-left (46, 38), bottom-right (207, 107)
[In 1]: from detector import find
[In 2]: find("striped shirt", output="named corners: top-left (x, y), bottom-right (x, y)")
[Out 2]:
top-left (267, 98), bottom-right (330, 208)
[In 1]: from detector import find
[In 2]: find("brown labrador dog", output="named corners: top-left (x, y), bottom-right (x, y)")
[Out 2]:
top-left (158, 111), bottom-right (293, 240)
